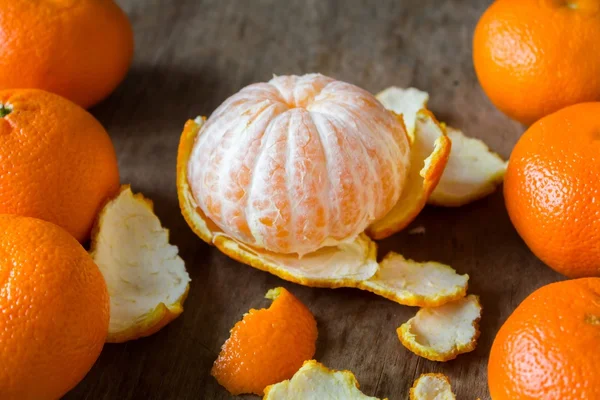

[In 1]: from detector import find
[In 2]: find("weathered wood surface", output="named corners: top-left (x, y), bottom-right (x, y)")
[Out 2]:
top-left (67, 0), bottom-right (563, 398)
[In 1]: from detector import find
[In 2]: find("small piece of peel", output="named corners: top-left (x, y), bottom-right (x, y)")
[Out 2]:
top-left (410, 373), bottom-right (456, 400)
top-left (367, 110), bottom-right (451, 240)
top-left (360, 252), bottom-right (468, 307)
top-left (90, 185), bottom-right (190, 343)
top-left (212, 287), bottom-right (317, 396)
top-left (398, 295), bottom-right (482, 362)
top-left (263, 360), bottom-right (386, 400)
top-left (429, 127), bottom-right (507, 207)
top-left (376, 87), bottom-right (429, 143)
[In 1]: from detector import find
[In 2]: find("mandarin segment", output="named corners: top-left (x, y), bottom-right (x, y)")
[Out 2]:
top-left (0, 215), bottom-right (109, 400)
top-left (211, 287), bottom-right (317, 395)
top-left (0, 89), bottom-right (120, 242)
top-left (263, 360), bottom-right (387, 400)
top-left (398, 295), bottom-right (481, 362)
top-left (488, 278), bottom-right (600, 399)
top-left (90, 186), bottom-right (190, 343)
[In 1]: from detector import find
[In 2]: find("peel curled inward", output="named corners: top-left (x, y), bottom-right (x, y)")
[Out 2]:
top-left (90, 185), bottom-right (190, 343)
top-left (377, 86), bottom-right (507, 207)
top-left (263, 360), bottom-right (387, 400)
top-left (410, 373), bottom-right (456, 400)
top-left (212, 287), bottom-right (317, 396)
top-left (367, 110), bottom-right (451, 240)
top-left (398, 295), bottom-right (482, 362)
top-left (376, 86), bottom-right (429, 144)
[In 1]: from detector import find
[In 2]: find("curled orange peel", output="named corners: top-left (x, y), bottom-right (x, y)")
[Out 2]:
top-left (367, 109), bottom-right (451, 240)
top-left (410, 373), bottom-right (456, 400)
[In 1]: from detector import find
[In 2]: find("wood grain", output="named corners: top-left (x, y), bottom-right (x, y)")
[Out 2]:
top-left (67, 0), bottom-right (564, 399)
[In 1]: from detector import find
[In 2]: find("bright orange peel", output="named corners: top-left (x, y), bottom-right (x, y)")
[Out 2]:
top-left (90, 185), bottom-right (190, 343)
top-left (212, 287), bottom-right (317, 396)
top-left (410, 373), bottom-right (456, 400)
top-left (367, 110), bottom-right (451, 239)
top-left (398, 295), bottom-right (482, 362)
top-left (263, 360), bottom-right (387, 400)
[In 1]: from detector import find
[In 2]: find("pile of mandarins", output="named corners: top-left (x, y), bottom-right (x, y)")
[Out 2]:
top-left (1, 0), bottom-right (600, 399)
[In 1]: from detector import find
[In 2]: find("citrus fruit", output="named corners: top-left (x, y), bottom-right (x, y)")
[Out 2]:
top-left (398, 295), bottom-right (481, 362)
top-left (178, 82), bottom-right (452, 302)
top-left (212, 287), bottom-right (317, 395)
top-left (473, 0), bottom-right (600, 125)
top-left (0, 89), bottom-right (120, 242)
top-left (504, 102), bottom-right (600, 278)
top-left (186, 73), bottom-right (411, 256)
top-left (264, 360), bottom-right (386, 400)
top-left (0, 215), bottom-right (109, 400)
top-left (0, 0), bottom-right (133, 108)
top-left (377, 86), bottom-right (506, 207)
top-left (488, 278), bottom-right (600, 399)
top-left (410, 373), bottom-right (455, 400)
top-left (90, 186), bottom-right (190, 343)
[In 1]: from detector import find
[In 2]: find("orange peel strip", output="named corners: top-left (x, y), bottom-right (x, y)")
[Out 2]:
top-left (263, 360), bottom-right (387, 400)
top-left (359, 252), bottom-right (468, 308)
top-left (90, 185), bottom-right (190, 343)
top-left (367, 110), bottom-right (451, 240)
top-left (410, 373), bottom-right (456, 400)
top-left (398, 295), bottom-right (482, 362)
top-left (212, 287), bottom-right (317, 396)
top-left (178, 118), bottom-right (463, 308)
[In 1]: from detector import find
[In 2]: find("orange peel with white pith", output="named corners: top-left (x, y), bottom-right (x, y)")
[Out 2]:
top-left (377, 86), bottom-right (507, 207)
top-left (367, 110), bottom-right (451, 240)
top-left (90, 185), bottom-right (190, 343)
top-left (398, 294), bottom-right (482, 362)
top-left (410, 373), bottom-right (456, 400)
top-left (263, 360), bottom-right (387, 400)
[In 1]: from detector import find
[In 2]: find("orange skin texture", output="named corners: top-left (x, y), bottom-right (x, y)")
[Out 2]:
top-left (0, 0), bottom-right (133, 109)
top-left (0, 89), bottom-right (120, 243)
top-left (0, 215), bottom-right (109, 400)
top-left (504, 102), bottom-right (600, 278)
top-left (473, 0), bottom-right (600, 125)
top-left (211, 288), bottom-right (317, 395)
top-left (488, 278), bottom-right (600, 399)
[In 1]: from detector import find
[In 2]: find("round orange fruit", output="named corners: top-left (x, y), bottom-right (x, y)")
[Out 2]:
top-left (489, 278), bottom-right (600, 399)
top-left (0, 0), bottom-right (134, 109)
top-left (473, 0), bottom-right (600, 125)
top-left (504, 102), bottom-right (600, 278)
top-left (0, 89), bottom-right (120, 242)
top-left (0, 215), bottom-right (109, 400)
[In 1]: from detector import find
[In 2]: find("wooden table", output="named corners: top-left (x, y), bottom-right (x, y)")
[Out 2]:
top-left (67, 0), bottom-right (564, 398)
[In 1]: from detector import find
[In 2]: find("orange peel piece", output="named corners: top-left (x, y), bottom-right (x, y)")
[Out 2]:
top-left (367, 110), bottom-right (451, 240)
top-left (212, 287), bottom-right (317, 396)
top-left (178, 118), bottom-right (461, 308)
top-left (376, 86), bottom-right (429, 143)
top-left (429, 126), bottom-right (507, 206)
top-left (90, 185), bottom-right (190, 343)
top-left (263, 360), bottom-right (387, 400)
top-left (376, 86), bottom-right (507, 207)
top-left (360, 252), bottom-right (468, 307)
top-left (398, 295), bottom-right (482, 362)
top-left (410, 373), bottom-right (456, 400)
